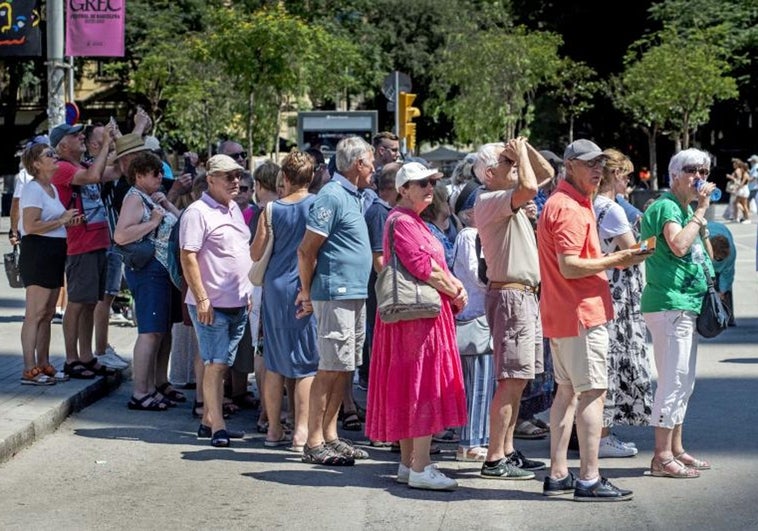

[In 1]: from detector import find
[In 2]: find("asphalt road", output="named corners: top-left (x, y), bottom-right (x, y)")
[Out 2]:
top-left (0, 214), bottom-right (756, 531)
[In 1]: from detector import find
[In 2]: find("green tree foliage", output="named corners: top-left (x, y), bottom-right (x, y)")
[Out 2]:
top-left (554, 59), bottom-right (600, 143)
top-left (614, 29), bottom-right (738, 186)
top-left (430, 26), bottom-right (562, 145)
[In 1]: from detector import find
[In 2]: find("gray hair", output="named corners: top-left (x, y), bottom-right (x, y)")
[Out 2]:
top-left (335, 136), bottom-right (372, 173)
top-left (668, 148), bottom-right (711, 183)
top-left (473, 142), bottom-right (505, 182)
top-left (451, 152), bottom-right (477, 185)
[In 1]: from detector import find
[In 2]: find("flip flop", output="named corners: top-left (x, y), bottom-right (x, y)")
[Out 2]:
top-left (264, 434), bottom-right (292, 447)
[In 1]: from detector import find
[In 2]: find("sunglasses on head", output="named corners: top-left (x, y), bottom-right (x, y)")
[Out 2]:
top-left (413, 177), bottom-right (439, 188)
top-left (682, 165), bottom-right (710, 177)
top-left (229, 151), bottom-right (247, 161)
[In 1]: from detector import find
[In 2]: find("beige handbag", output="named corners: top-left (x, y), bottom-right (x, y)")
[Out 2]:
top-left (248, 201), bottom-right (274, 286)
top-left (376, 217), bottom-right (441, 323)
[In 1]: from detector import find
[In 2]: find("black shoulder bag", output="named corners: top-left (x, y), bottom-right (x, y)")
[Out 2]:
top-left (696, 264), bottom-right (730, 338)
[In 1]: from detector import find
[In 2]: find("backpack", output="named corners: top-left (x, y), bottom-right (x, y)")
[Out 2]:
top-left (166, 212), bottom-right (184, 290)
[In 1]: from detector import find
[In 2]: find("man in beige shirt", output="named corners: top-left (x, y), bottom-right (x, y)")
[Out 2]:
top-left (473, 137), bottom-right (553, 480)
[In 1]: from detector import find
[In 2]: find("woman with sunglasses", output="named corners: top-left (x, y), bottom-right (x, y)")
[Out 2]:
top-left (114, 151), bottom-right (181, 411)
top-left (640, 148), bottom-right (717, 478)
top-left (366, 162), bottom-right (468, 491)
top-left (18, 144), bottom-right (81, 385)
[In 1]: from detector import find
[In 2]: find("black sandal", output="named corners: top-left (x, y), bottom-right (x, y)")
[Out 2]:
top-left (156, 382), bottom-right (187, 403)
top-left (63, 361), bottom-right (96, 380)
top-left (82, 358), bottom-right (118, 377)
top-left (231, 391), bottom-right (259, 410)
top-left (341, 412), bottom-right (362, 431)
top-left (127, 393), bottom-right (168, 411)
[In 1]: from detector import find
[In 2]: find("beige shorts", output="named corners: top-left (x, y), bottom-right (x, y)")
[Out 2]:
top-left (312, 299), bottom-right (365, 372)
top-left (550, 323), bottom-right (609, 393)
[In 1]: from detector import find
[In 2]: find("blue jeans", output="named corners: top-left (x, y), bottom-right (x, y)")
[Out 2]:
top-left (188, 305), bottom-right (248, 366)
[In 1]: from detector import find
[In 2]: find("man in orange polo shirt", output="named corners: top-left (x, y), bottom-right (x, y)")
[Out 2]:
top-left (537, 139), bottom-right (648, 502)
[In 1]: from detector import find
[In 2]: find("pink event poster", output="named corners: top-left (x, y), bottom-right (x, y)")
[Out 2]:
top-left (65, 0), bottom-right (125, 57)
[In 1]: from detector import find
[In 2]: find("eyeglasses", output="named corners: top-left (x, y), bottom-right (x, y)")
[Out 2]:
top-left (212, 171), bottom-right (242, 182)
top-left (238, 186), bottom-right (250, 192)
top-left (413, 178), bottom-right (439, 188)
top-left (228, 151), bottom-right (247, 161)
top-left (41, 149), bottom-right (57, 159)
top-left (682, 165), bottom-right (710, 177)
top-left (493, 157), bottom-right (514, 167)
top-left (584, 158), bottom-right (607, 169)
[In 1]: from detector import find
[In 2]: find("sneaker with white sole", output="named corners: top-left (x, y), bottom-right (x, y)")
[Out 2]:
top-left (598, 435), bottom-right (638, 458)
top-left (97, 347), bottom-right (130, 370)
top-left (408, 465), bottom-right (458, 491)
top-left (396, 463), bottom-right (410, 484)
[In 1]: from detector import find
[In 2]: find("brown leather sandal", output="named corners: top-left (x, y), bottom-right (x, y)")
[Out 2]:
top-left (650, 457), bottom-right (700, 478)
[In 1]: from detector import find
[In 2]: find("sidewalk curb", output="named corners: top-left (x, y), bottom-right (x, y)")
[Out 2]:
top-left (0, 373), bottom-right (123, 465)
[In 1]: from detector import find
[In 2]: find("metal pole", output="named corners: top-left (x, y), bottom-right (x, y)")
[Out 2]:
top-left (47, 0), bottom-right (66, 127)
top-left (394, 71), bottom-right (399, 137)
top-left (68, 57), bottom-right (75, 103)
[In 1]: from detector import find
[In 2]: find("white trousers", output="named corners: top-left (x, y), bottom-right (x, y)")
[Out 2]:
top-left (643, 310), bottom-right (699, 429)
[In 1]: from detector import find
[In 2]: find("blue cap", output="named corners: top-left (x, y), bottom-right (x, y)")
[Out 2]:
top-left (49, 124), bottom-right (84, 148)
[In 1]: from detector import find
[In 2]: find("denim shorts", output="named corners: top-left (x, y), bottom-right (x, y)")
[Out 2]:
top-left (104, 247), bottom-right (124, 295)
top-left (188, 304), bottom-right (248, 366)
top-left (124, 258), bottom-right (173, 334)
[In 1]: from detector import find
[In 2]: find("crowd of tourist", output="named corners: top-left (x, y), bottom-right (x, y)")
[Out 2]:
top-left (13, 112), bottom-right (738, 501)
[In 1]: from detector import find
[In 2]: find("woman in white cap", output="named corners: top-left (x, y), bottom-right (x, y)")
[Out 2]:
top-left (366, 162), bottom-right (468, 491)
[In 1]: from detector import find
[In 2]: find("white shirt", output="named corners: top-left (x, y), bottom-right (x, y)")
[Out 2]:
top-left (452, 227), bottom-right (487, 320)
top-left (19, 180), bottom-right (67, 238)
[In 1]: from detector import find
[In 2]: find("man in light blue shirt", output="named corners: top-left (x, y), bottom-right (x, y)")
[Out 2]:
top-left (297, 136), bottom-right (373, 466)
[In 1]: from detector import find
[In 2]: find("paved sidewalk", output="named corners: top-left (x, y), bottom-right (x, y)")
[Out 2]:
top-left (0, 216), bottom-right (136, 464)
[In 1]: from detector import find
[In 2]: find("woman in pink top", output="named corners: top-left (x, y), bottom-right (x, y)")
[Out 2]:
top-left (366, 163), bottom-right (468, 491)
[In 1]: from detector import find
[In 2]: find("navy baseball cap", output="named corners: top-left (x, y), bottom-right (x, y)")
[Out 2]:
top-left (50, 124), bottom-right (84, 148)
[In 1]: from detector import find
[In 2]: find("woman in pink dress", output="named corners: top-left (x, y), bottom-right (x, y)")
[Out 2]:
top-left (366, 162), bottom-right (468, 491)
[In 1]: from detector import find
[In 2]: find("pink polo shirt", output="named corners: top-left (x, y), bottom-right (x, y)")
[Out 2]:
top-left (537, 180), bottom-right (613, 338)
top-left (180, 192), bottom-right (253, 308)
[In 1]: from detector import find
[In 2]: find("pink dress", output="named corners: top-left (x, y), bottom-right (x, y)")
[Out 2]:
top-left (365, 207), bottom-right (467, 442)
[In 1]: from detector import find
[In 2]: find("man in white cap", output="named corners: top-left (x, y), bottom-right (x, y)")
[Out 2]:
top-left (296, 136), bottom-right (373, 466)
top-left (180, 154), bottom-right (252, 447)
top-left (52, 122), bottom-right (123, 379)
top-left (537, 139), bottom-right (647, 502)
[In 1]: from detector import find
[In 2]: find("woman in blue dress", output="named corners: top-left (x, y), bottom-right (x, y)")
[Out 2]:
top-left (251, 151), bottom-right (318, 451)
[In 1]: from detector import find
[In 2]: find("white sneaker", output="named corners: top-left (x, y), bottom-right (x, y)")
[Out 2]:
top-left (97, 347), bottom-right (130, 370)
top-left (110, 311), bottom-right (131, 325)
top-left (396, 463), bottom-right (410, 484)
top-left (408, 465), bottom-right (458, 491)
top-left (598, 435), bottom-right (638, 458)
top-left (610, 433), bottom-right (636, 448)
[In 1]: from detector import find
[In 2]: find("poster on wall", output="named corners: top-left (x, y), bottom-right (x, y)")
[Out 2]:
top-left (0, 0), bottom-right (42, 57)
top-left (65, 0), bottom-right (125, 57)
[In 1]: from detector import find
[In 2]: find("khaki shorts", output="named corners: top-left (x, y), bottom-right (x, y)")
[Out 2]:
top-left (550, 323), bottom-right (609, 393)
top-left (313, 299), bottom-right (365, 372)
top-left (485, 289), bottom-right (543, 380)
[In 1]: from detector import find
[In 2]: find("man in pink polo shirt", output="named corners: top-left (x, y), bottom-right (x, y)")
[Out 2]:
top-left (180, 154), bottom-right (253, 448)
top-left (537, 139), bottom-right (648, 502)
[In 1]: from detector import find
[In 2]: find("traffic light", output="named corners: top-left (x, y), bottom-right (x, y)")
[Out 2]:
top-left (398, 91), bottom-right (420, 153)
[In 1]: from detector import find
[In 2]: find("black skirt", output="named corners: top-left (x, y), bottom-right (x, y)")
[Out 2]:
top-left (19, 234), bottom-right (67, 289)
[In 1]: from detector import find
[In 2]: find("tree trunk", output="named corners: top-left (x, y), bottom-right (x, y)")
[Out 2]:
top-left (247, 90), bottom-right (255, 171)
top-left (648, 126), bottom-right (658, 191)
top-left (569, 114), bottom-right (574, 144)
top-left (274, 100), bottom-right (282, 163)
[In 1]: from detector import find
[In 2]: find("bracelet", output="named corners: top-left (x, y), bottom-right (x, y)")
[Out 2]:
top-left (197, 297), bottom-right (208, 303)
top-left (690, 215), bottom-right (705, 227)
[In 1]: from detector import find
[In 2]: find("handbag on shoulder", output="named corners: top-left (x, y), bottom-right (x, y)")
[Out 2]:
top-left (376, 217), bottom-right (441, 323)
top-left (249, 201), bottom-right (274, 286)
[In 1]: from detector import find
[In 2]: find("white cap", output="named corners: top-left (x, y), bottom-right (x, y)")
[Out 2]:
top-left (395, 162), bottom-right (442, 191)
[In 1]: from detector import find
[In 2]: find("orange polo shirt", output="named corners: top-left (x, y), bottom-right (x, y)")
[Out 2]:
top-left (537, 180), bottom-right (613, 338)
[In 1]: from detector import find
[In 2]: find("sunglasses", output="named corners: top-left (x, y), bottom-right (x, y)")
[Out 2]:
top-left (229, 151), bottom-right (247, 161)
top-left (494, 157), bottom-right (514, 167)
top-left (40, 149), bottom-right (57, 159)
top-left (584, 158), bottom-right (607, 169)
top-left (682, 165), bottom-right (710, 177)
top-left (238, 185), bottom-right (250, 192)
top-left (413, 178), bottom-right (439, 188)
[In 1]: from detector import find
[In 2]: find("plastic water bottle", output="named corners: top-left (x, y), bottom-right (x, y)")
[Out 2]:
top-left (695, 179), bottom-right (721, 201)
top-left (691, 241), bottom-right (706, 265)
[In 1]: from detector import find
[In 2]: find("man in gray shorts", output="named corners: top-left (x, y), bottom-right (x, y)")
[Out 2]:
top-left (474, 137), bottom-right (553, 480)
top-left (296, 136), bottom-right (374, 466)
